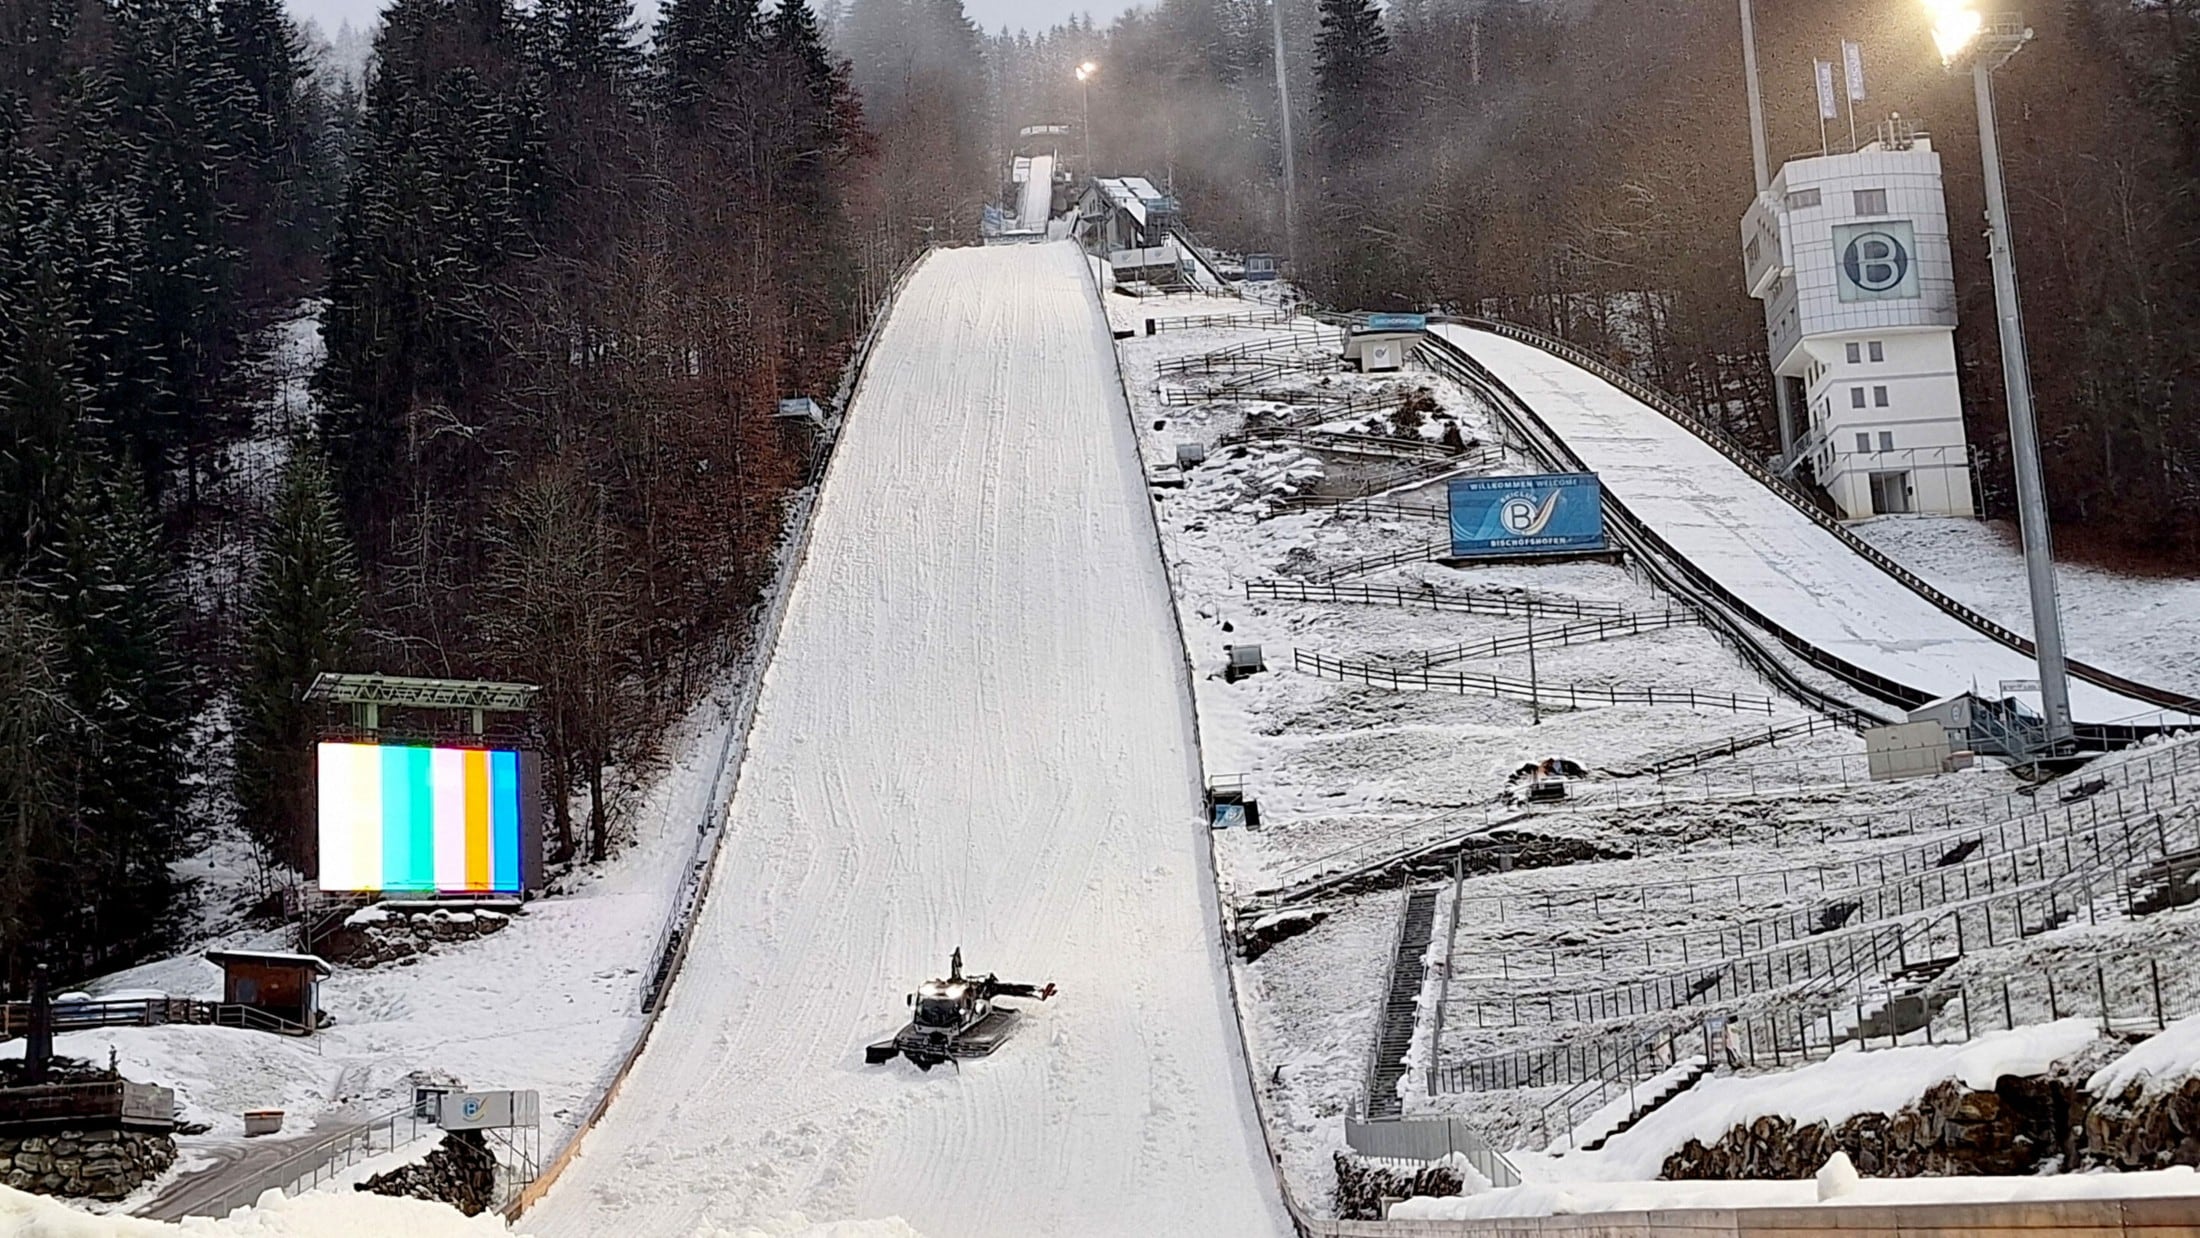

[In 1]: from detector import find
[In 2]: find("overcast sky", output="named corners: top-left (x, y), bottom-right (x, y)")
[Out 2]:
top-left (287, 0), bottom-right (1141, 41)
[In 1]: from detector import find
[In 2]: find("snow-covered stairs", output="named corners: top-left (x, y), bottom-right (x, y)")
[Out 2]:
top-left (1580, 1056), bottom-right (1709, 1151)
top-left (1367, 888), bottom-right (1441, 1119)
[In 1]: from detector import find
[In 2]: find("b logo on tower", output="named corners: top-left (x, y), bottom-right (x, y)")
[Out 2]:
top-left (1834, 221), bottom-right (1921, 303)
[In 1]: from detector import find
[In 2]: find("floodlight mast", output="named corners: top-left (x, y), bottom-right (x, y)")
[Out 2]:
top-left (1931, 4), bottom-right (2074, 754)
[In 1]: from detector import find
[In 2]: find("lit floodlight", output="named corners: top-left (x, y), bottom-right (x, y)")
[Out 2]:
top-left (1926, 0), bottom-right (1985, 62)
top-left (1076, 61), bottom-right (1099, 81)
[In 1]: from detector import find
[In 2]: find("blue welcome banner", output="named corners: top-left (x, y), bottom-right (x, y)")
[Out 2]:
top-left (1448, 473), bottom-right (1607, 558)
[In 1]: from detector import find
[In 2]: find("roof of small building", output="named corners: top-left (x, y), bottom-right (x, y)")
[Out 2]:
top-left (204, 950), bottom-right (333, 976)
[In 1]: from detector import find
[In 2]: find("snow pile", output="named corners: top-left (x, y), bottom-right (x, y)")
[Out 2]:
top-left (1389, 1167), bottom-right (2200, 1220)
top-left (0, 1185), bottom-right (508, 1235)
top-left (1550, 1019), bottom-right (2101, 1181)
top-left (1815, 1151), bottom-right (1859, 1202)
top-left (0, 1187), bottom-right (931, 1237)
top-left (2090, 1012), bottom-right (2200, 1098)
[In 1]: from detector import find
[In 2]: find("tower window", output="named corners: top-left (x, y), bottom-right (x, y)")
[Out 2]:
top-left (1787, 188), bottom-right (1822, 210)
top-left (1851, 387), bottom-right (1867, 409)
top-left (1856, 433), bottom-right (1872, 453)
top-left (1868, 340), bottom-right (1885, 362)
top-left (1879, 431), bottom-right (1896, 451)
top-left (1854, 188), bottom-right (1889, 215)
top-left (1873, 386), bottom-right (1890, 407)
top-left (1845, 343), bottom-right (1861, 364)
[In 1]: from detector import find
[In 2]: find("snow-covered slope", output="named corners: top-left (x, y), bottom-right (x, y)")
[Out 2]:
top-left (1433, 325), bottom-right (2174, 725)
top-left (524, 243), bottom-right (1288, 1238)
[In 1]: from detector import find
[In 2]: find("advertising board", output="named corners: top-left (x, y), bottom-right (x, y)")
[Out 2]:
top-left (1362, 312), bottom-right (1429, 333)
top-left (317, 742), bottom-right (540, 894)
top-left (1447, 473), bottom-right (1606, 559)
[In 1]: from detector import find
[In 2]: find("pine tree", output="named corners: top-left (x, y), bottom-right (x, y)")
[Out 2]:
top-left (0, 582), bottom-right (81, 991)
top-left (216, 0), bottom-right (321, 296)
top-left (236, 441), bottom-right (362, 875)
top-left (1311, 0), bottom-right (1400, 309)
top-left (25, 468), bottom-right (192, 973)
top-left (540, 0), bottom-right (644, 90)
top-left (654, 0), bottom-right (762, 108)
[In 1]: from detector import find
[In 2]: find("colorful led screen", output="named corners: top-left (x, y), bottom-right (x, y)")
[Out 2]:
top-left (317, 743), bottom-right (535, 894)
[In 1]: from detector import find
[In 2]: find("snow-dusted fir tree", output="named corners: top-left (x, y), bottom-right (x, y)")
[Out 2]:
top-left (25, 469), bottom-right (192, 974)
top-left (236, 441), bottom-right (361, 876)
top-left (1311, 0), bottom-right (1403, 309)
top-left (0, 585), bottom-right (81, 991)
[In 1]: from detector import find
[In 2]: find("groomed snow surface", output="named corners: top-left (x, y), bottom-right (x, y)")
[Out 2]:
top-left (0, 1184), bottom-right (922, 1237)
top-left (523, 242), bottom-right (1289, 1238)
top-left (1431, 324), bottom-right (2180, 725)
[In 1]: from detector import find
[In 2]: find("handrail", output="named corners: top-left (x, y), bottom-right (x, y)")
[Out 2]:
top-left (1442, 317), bottom-right (2200, 721)
top-left (1246, 577), bottom-right (1628, 621)
top-left (1464, 782), bottom-right (2185, 990)
top-left (1294, 648), bottom-right (1777, 715)
top-left (1393, 608), bottom-right (1700, 671)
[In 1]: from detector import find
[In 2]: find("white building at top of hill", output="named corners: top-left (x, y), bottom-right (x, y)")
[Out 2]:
top-left (1741, 118), bottom-right (1977, 520)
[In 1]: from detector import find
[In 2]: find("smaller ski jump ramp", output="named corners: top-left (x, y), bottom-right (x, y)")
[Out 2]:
top-left (1016, 153), bottom-right (1055, 233)
top-left (525, 242), bottom-right (1288, 1238)
top-left (1432, 323), bottom-right (2176, 726)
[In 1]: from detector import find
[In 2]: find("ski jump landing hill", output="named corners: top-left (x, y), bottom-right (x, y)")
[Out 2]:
top-left (524, 242), bottom-right (1290, 1238)
top-left (1427, 322), bottom-right (2195, 732)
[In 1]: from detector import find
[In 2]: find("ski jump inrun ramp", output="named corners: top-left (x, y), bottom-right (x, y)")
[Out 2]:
top-left (526, 243), bottom-right (1289, 1237)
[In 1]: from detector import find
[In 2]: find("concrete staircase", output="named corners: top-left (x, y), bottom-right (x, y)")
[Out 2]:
top-left (1366, 888), bottom-right (1440, 1119)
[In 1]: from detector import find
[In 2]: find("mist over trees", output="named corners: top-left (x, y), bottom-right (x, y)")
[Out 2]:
top-left (986, 0), bottom-right (2200, 560)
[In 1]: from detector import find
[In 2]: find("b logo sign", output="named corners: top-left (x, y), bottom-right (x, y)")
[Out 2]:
top-left (1843, 232), bottom-right (1910, 293)
top-left (1500, 494), bottom-right (1561, 537)
top-left (1834, 221), bottom-right (1920, 302)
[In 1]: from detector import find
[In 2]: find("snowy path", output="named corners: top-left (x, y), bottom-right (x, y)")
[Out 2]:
top-left (524, 243), bottom-right (1289, 1238)
top-left (1433, 325), bottom-right (2174, 725)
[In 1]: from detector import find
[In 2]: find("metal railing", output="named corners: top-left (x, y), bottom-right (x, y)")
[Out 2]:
top-left (177, 1107), bottom-right (436, 1220)
top-left (1445, 738), bottom-right (2200, 929)
top-left (1465, 811), bottom-right (2167, 1030)
top-left (1457, 790), bottom-right (2184, 989)
top-left (1246, 577), bottom-right (1628, 621)
top-left (1222, 426), bottom-right (1463, 463)
top-left (1294, 648), bottom-right (1777, 715)
top-left (1392, 608), bottom-right (1700, 671)
top-left (1141, 308), bottom-right (1296, 334)
top-left (1611, 715), bottom-right (1857, 775)
top-left (1343, 1113), bottom-right (1522, 1188)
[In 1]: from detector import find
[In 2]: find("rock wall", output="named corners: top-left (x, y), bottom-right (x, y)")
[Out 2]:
top-left (0, 1128), bottom-right (177, 1200)
top-left (1333, 1152), bottom-right (1465, 1221)
top-left (323, 908), bottom-right (511, 969)
top-left (357, 1130), bottom-right (498, 1216)
top-left (1664, 1063), bottom-right (2200, 1182)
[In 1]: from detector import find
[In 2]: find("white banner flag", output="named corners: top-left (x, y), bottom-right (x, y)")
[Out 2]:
top-left (1843, 41), bottom-right (1868, 102)
top-left (1815, 60), bottom-right (1839, 121)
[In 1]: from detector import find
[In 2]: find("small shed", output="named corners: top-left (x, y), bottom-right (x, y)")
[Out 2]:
top-left (1343, 314), bottom-right (1429, 373)
top-left (204, 951), bottom-right (332, 1033)
top-left (775, 397), bottom-right (825, 426)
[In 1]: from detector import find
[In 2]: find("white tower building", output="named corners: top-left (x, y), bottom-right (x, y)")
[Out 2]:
top-left (1741, 120), bottom-right (1976, 519)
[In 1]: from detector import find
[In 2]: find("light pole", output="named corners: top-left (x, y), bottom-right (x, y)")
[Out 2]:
top-left (1270, 0), bottom-right (1299, 266)
top-left (1077, 61), bottom-right (1099, 173)
top-left (1930, 2), bottom-right (2074, 752)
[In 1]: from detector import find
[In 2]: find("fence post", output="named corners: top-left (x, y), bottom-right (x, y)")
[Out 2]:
top-left (2097, 966), bottom-right (2111, 1035)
